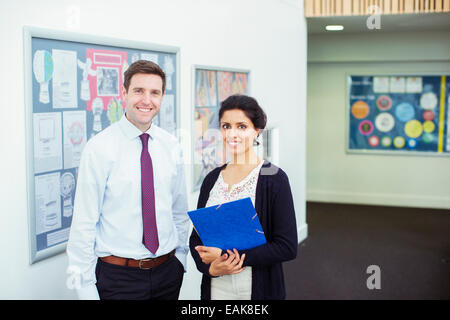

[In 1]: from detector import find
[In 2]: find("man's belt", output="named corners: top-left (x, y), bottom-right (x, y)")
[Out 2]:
top-left (100, 249), bottom-right (175, 270)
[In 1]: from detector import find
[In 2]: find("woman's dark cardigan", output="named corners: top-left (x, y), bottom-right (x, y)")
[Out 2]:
top-left (189, 161), bottom-right (298, 300)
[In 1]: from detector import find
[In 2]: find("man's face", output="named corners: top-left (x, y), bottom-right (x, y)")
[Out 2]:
top-left (123, 73), bottom-right (164, 132)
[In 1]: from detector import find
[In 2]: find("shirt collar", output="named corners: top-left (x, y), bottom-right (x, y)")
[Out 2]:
top-left (119, 113), bottom-right (156, 140)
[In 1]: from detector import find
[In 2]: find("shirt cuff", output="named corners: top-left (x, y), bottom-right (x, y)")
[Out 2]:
top-left (76, 284), bottom-right (100, 300)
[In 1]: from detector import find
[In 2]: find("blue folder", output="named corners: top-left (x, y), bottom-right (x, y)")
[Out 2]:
top-left (188, 197), bottom-right (267, 250)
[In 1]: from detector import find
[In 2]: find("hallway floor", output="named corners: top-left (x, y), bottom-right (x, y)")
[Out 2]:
top-left (284, 202), bottom-right (450, 299)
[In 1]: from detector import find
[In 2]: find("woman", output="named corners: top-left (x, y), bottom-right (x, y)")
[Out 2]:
top-left (189, 94), bottom-right (298, 300)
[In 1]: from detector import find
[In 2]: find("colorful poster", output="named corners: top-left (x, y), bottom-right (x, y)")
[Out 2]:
top-left (195, 70), bottom-right (217, 107)
top-left (348, 75), bottom-right (450, 155)
top-left (193, 68), bottom-right (249, 190)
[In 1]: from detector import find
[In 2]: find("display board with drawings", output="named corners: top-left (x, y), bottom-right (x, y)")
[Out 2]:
top-left (347, 74), bottom-right (450, 155)
top-left (192, 65), bottom-right (251, 191)
top-left (24, 27), bottom-right (179, 263)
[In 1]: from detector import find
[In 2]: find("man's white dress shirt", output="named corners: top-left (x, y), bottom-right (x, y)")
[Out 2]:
top-left (66, 114), bottom-right (189, 300)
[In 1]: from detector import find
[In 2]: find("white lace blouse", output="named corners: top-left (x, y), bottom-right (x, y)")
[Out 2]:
top-left (205, 160), bottom-right (264, 208)
top-left (206, 160), bottom-right (264, 300)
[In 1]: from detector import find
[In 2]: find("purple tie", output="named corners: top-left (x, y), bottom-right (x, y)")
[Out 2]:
top-left (139, 133), bottom-right (159, 254)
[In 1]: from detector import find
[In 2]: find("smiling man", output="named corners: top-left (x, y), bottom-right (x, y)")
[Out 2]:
top-left (123, 71), bottom-right (163, 131)
top-left (67, 60), bottom-right (189, 300)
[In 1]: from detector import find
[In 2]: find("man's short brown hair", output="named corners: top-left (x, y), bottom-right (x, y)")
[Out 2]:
top-left (123, 60), bottom-right (166, 93)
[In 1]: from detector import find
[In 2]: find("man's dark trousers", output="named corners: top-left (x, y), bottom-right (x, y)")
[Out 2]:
top-left (95, 255), bottom-right (184, 300)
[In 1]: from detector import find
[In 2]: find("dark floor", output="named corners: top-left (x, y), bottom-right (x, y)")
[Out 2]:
top-left (284, 202), bottom-right (450, 300)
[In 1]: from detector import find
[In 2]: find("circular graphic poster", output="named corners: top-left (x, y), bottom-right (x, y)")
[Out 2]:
top-left (368, 135), bottom-right (379, 147)
top-left (420, 92), bottom-right (438, 110)
top-left (393, 136), bottom-right (405, 149)
top-left (359, 120), bottom-right (374, 136)
top-left (407, 138), bottom-right (417, 149)
top-left (404, 120), bottom-right (423, 139)
top-left (348, 75), bottom-right (447, 154)
top-left (376, 95), bottom-right (392, 111)
top-left (395, 103), bottom-right (415, 122)
top-left (375, 113), bottom-right (395, 132)
top-left (351, 101), bottom-right (370, 119)
top-left (423, 121), bottom-right (435, 133)
top-left (422, 110), bottom-right (435, 121)
top-left (381, 136), bottom-right (392, 147)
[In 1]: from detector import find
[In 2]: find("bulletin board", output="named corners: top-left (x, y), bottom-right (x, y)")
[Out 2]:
top-left (347, 74), bottom-right (450, 156)
top-left (23, 27), bottom-right (180, 263)
top-left (192, 65), bottom-right (250, 191)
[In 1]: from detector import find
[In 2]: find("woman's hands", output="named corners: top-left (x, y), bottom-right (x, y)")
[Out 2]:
top-left (195, 246), bottom-right (222, 264)
top-left (209, 250), bottom-right (246, 277)
top-left (195, 246), bottom-right (246, 276)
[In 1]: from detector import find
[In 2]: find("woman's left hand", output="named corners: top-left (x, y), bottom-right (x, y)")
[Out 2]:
top-left (195, 246), bottom-right (222, 264)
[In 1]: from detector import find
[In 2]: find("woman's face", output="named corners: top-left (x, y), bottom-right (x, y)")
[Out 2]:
top-left (220, 109), bottom-right (259, 157)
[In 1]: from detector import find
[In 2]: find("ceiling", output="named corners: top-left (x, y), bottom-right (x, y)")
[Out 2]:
top-left (307, 12), bottom-right (450, 34)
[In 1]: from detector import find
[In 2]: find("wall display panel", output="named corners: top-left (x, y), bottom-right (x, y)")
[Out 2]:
top-left (192, 66), bottom-right (250, 191)
top-left (347, 74), bottom-right (450, 156)
top-left (24, 27), bottom-right (180, 263)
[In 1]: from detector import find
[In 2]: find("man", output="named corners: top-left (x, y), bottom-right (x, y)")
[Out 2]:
top-left (67, 60), bottom-right (189, 300)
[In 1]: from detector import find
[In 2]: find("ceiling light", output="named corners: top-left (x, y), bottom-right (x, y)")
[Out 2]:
top-left (325, 25), bottom-right (344, 31)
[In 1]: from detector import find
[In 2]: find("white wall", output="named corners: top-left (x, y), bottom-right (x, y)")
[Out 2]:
top-left (0, 0), bottom-right (307, 299)
top-left (307, 31), bottom-right (450, 209)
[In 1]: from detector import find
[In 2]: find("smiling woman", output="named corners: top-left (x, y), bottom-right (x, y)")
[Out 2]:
top-left (219, 94), bottom-right (266, 157)
top-left (189, 94), bottom-right (298, 300)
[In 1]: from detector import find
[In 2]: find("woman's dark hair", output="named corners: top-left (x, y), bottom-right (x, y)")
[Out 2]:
top-left (219, 95), bottom-right (267, 145)
top-left (219, 94), bottom-right (267, 132)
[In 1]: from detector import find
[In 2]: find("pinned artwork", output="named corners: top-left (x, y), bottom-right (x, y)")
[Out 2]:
top-left (52, 49), bottom-right (78, 109)
top-left (77, 58), bottom-right (96, 101)
top-left (60, 172), bottom-right (75, 218)
top-left (33, 50), bottom-right (54, 104)
top-left (107, 97), bottom-right (123, 124)
top-left (90, 97), bottom-right (104, 136)
top-left (63, 110), bottom-right (87, 169)
top-left (163, 55), bottom-right (175, 91)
